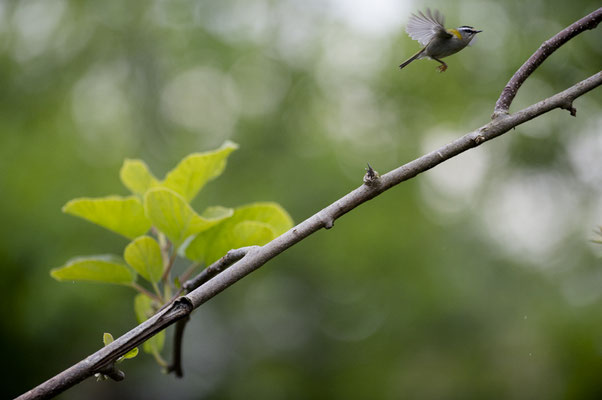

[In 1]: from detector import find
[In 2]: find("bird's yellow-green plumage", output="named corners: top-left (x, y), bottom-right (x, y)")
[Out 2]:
top-left (447, 28), bottom-right (462, 39)
top-left (400, 9), bottom-right (481, 72)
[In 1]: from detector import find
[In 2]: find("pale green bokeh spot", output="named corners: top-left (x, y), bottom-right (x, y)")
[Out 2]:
top-left (62, 196), bottom-right (152, 239)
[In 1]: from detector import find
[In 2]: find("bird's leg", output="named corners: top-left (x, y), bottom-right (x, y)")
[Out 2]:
top-left (433, 58), bottom-right (448, 72)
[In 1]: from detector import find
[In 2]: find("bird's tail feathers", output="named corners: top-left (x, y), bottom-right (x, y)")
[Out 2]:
top-left (399, 49), bottom-right (425, 69)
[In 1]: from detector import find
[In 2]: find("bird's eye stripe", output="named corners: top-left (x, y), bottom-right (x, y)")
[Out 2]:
top-left (458, 26), bottom-right (479, 34)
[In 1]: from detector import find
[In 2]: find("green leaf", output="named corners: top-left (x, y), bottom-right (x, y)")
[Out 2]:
top-left (120, 159), bottom-right (159, 196)
top-left (161, 141), bottom-right (238, 201)
top-left (63, 196), bottom-right (152, 239)
top-left (134, 294), bottom-right (165, 355)
top-left (50, 255), bottom-right (135, 285)
top-left (121, 347), bottom-right (139, 360)
top-left (230, 202), bottom-right (293, 234)
top-left (144, 188), bottom-right (233, 246)
top-left (185, 202), bottom-right (293, 264)
top-left (103, 332), bottom-right (138, 361)
top-left (124, 236), bottom-right (163, 283)
top-left (103, 332), bottom-right (114, 346)
top-left (201, 205), bottom-right (234, 219)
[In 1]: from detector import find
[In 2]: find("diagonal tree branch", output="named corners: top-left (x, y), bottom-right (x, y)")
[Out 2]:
top-left (16, 10), bottom-right (602, 400)
top-left (18, 69), bottom-right (601, 400)
top-left (17, 297), bottom-right (193, 400)
top-left (183, 72), bottom-right (602, 312)
top-left (492, 7), bottom-right (602, 118)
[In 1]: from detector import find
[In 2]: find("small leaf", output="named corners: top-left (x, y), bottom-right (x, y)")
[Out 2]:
top-left (63, 196), bottom-right (152, 239)
top-left (134, 294), bottom-right (165, 355)
top-left (187, 221), bottom-right (274, 264)
top-left (124, 236), bottom-right (163, 283)
top-left (50, 255), bottom-right (135, 285)
top-left (161, 141), bottom-right (238, 201)
top-left (121, 347), bottom-right (139, 360)
top-left (120, 159), bottom-right (159, 196)
top-left (185, 202), bottom-right (293, 264)
top-left (103, 332), bottom-right (114, 346)
top-left (144, 188), bottom-right (233, 246)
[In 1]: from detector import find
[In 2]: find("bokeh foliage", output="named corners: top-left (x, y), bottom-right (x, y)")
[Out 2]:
top-left (1, 0), bottom-right (601, 399)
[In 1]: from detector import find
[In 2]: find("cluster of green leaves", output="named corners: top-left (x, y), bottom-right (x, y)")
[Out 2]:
top-left (50, 141), bottom-right (293, 364)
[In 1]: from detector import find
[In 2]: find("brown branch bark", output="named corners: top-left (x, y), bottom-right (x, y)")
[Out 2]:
top-left (15, 10), bottom-right (602, 400)
top-left (492, 7), bottom-right (602, 118)
top-left (166, 246), bottom-right (257, 377)
top-left (184, 72), bottom-right (602, 312)
top-left (17, 298), bottom-right (192, 400)
top-left (18, 69), bottom-right (601, 400)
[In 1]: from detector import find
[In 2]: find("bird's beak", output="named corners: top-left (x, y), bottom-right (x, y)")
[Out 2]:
top-left (476, 30), bottom-right (483, 33)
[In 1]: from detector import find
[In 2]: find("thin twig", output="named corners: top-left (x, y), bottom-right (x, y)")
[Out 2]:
top-left (183, 247), bottom-right (257, 292)
top-left (156, 230), bottom-right (171, 269)
top-left (167, 315), bottom-right (189, 377)
top-left (492, 7), bottom-right (602, 118)
top-left (167, 246), bottom-right (257, 376)
top-left (130, 283), bottom-right (163, 303)
top-left (161, 250), bottom-right (178, 283)
top-left (179, 262), bottom-right (201, 284)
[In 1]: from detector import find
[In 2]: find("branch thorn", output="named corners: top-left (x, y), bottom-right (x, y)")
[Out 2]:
top-left (363, 163), bottom-right (380, 186)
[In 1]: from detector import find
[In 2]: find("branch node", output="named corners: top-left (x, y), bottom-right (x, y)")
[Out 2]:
top-left (172, 296), bottom-right (193, 313)
top-left (95, 364), bottom-right (125, 382)
top-left (181, 247), bottom-right (254, 293)
top-left (561, 101), bottom-right (577, 116)
top-left (320, 215), bottom-right (335, 229)
top-left (472, 133), bottom-right (486, 145)
top-left (491, 110), bottom-right (510, 120)
top-left (491, 8), bottom-right (602, 116)
top-left (363, 163), bottom-right (381, 186)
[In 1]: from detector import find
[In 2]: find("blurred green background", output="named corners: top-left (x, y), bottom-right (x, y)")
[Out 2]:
top-left (2, 0), bottom-right (601, 399)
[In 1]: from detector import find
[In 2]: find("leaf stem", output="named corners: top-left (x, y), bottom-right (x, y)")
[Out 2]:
top-left (130, 282), bottom-right (163, 303)
top-left (151, 282), bottom-right (163, 302)
top-left (152, 350), bottom-right (168, 368)
top-left (179, 262), bottom-right (200, 283)
top-left (161, 248), bottom-right (178, 283)
top-left (156, 231), bottom-right (171, 268)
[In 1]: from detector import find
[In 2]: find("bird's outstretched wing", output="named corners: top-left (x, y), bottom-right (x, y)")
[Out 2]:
top-left (405, 9), bottom-right (450, 46)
